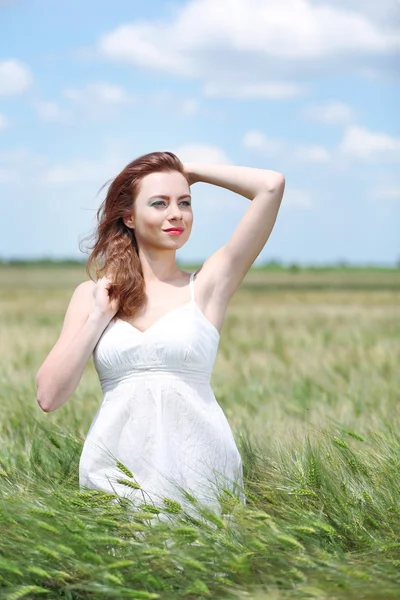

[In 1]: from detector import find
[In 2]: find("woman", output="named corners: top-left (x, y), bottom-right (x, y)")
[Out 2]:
top-left (36, 151), bottom-right (285, 518)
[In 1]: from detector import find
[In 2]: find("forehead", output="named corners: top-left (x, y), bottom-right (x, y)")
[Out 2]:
top-left (138, 171), bottom-right (189, 199)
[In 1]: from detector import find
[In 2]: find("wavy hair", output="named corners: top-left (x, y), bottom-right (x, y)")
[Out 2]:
top-left (81, 151), bottom-right (189, 319)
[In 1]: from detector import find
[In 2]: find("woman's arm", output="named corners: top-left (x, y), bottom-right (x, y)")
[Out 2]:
top-left (183, 162), bottom-right (285, 304)
top-left (36, 280), bottom-right (115, 412)
top-left (184, 162), bottom-right (283, 200)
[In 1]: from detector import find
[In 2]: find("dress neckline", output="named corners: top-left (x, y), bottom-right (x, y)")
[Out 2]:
top-left (114, 301), bottom-right (220, 339)
top-left (113, 271), bottom-right (220, 339)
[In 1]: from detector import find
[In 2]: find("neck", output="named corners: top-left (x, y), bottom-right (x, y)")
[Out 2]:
top-left (137, 247), bottom-right (183, 283)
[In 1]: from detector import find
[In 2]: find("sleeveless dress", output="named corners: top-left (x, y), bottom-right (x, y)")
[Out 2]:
top-left (79, 271), bottom-right (245, 517)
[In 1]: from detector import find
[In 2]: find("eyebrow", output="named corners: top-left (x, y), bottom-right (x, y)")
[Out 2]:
top-left (148, 194), bottom-right (191, 201)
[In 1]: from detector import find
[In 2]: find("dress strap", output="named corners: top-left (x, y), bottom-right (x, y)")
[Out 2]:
top-left (189, 271), bottom-right (197, 302)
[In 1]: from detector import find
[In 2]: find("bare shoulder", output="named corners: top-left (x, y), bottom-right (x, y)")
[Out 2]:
top-left (75, 279), bottom-right (96, 296)
top-left (64, 279), bottom-right (96, 324)
top-left (41, 279), bottom-right (97, 360)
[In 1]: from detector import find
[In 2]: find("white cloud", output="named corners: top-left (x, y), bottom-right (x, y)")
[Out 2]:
top-left (34, 100), bottom-right (72, 124)
top-left (301, 101), bottom-right (357, 125)
top-left (203, 81), bottom-right (306, 100)
top-left (243, 131), bottom-right (284, 155)
top-left (371, 186), bottom-right (400, 202)
top-left (0, 148), bottom-right (48, 186)
top-left (243, 130), bottom-right (331, 163)
top-left (37, 143), bottom-right (231, 196)
top-left (63, 82), bottom-right (135, 121)
top-left (97, 0), bottom-right (400, 83)
top-left (99, 23), bottom-right (187, 75)
top-left (41, 161), bottom-right (102, 184)
top-left (172, 144), bottom-right (232, 165)
top-left (293, 144), bottom-right (331, 163)
top-left (0, 168), bottom-right (16, 183)
top-left (181, 99), bottom-right (199, 116)
top-left (312, 0), bottom-right (400, 27)
top-left (34, 82), bottom-right (136, 124)
top-left (144, 90), bottom-right (200, 118)
top-left (64, 82), bottom-right (134, 106)
top-left (40, 156), bottom-right (123, 185)
top-left (0, 113), bottom-right (10, 131)
top-left (0, 59), bottom-right (33, 96)
top-left (339, 125), bottom-right (400, 160)
top-left (244, 125), bottom-right (400, 166)
top-left (381, 187), bottom-right (400, 200)
top-left (0, 144), bottom-right (134, 189)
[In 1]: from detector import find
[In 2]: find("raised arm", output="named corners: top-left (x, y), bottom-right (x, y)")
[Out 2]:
top-left (36, 278), bottom-right (117, 412)
top-left (184, 162), bottom-right (285, 303)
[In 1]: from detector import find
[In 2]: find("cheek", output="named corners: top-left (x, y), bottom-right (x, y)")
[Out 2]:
top-left (143, 212), bottom-right (162, 227)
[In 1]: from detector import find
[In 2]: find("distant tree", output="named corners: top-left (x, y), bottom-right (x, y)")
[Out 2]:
top-left (262, 258), bottom-right (282, 270)
top-left (289, 263), bottom-right (300, 273)
top-left (337, 258), bottom-right (349, 268)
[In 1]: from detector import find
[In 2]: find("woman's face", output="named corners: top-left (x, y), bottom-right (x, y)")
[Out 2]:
top-left (124, 170), bottom-right (193, 249)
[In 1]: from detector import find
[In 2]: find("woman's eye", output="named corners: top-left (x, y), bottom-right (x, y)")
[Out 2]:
top-left (153, 200), bottom-right (191, 207)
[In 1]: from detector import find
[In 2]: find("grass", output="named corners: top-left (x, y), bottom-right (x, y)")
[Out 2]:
top-left (0, 265), bottom-right (399, 599)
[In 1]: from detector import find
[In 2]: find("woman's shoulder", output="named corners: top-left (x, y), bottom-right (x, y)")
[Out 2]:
top-left (59, 280), bottom-right (97, 332)
top-left (74, 279), bottom-right (96, 294)
top-left (70, 280), bottom-right (96, 310)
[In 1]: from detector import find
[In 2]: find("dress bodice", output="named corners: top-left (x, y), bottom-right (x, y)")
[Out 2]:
top-left (93, 272), bottom-right (220, 391)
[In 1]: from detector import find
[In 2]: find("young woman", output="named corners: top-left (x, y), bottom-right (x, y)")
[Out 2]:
top-left (36, 151), bottom-right (285, 517)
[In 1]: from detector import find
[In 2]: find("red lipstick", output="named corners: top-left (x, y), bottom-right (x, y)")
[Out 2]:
top-left (163, 227), bottom-right (184, 235)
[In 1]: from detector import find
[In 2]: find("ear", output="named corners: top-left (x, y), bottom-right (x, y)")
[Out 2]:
top-left (123, 214), bottom-right (135, 229)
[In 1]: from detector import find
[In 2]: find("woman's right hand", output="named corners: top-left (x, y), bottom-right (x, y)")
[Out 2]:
top-left (92, 276), bottom-right (119, 320)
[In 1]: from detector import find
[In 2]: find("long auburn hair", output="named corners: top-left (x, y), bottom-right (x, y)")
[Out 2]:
top-left (82, 151), bottom-right (190, 320)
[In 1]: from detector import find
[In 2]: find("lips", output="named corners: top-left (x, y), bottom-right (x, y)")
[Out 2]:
top-left (164, 228), bottom-right (184, 232)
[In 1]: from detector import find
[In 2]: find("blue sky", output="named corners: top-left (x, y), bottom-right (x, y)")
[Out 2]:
top-left (0, 0), bottom-right (399, 265)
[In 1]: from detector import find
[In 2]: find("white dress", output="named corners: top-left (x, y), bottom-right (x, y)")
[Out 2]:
top-left (79, 271), bottom-right (245, 517)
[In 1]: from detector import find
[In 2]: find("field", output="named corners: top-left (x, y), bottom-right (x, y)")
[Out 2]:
top-left (1, 264), bottom-right (400, 599)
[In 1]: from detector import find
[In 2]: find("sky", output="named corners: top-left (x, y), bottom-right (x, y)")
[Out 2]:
top-left (0, 0), bottom-right (399, 266)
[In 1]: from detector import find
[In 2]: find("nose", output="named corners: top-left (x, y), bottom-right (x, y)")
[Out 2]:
top-left (167, 203), bottom-right (183, 221)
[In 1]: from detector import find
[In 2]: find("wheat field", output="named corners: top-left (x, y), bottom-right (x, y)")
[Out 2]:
top-left (1, 264), bottom-right (399, 599)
